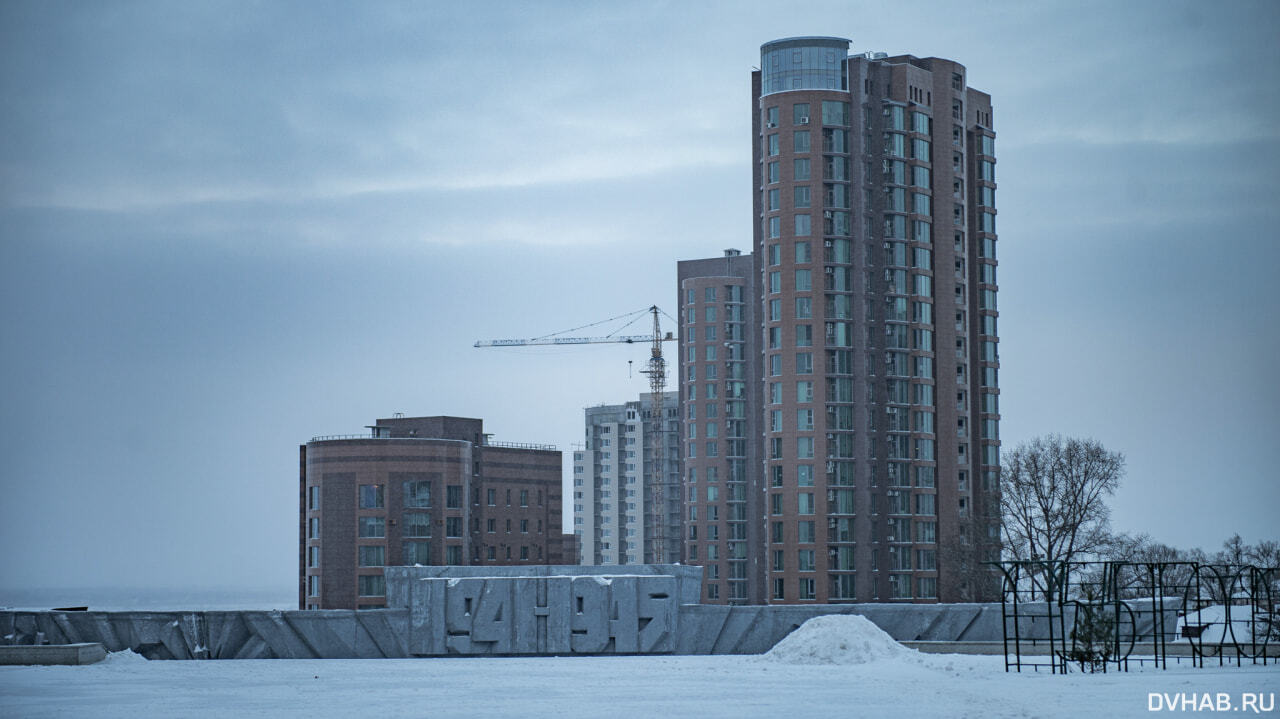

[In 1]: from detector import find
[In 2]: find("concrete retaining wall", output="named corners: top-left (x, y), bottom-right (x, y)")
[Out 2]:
top-left (0, 603), bottom-right (1003, 659)
top-left (0, 642), bottom-right (107, 665)
top-left (0, 610), bottom-right (411, 659)
top-left (0, 565), bottom-right (1005, 659)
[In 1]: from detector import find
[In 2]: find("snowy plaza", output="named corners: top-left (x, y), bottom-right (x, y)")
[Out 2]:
top-left (2, 615), bottom-right (1276, 718)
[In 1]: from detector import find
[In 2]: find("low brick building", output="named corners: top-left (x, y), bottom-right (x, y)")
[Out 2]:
top-left (299, 415), bottom-right (564, 609)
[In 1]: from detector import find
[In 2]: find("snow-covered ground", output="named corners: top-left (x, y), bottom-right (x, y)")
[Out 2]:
top-left (2, 615), bottom-right (1276, 718)
top-left (1176, 604), bottom-right (1278, 648)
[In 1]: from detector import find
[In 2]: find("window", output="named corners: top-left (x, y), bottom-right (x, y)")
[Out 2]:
top-left (884, 132), bottom-right (906, 158)
top-left (796, 325), bottom-right (812, 347)
top-left (912, 165), bottom-right (930, 188)
top-left (798, 578), bottom-right (816, 600)
top-left (798, 492), bottom-right (815, 514)
top-left (797, 409), bottom-right (814, 431)
top-left (794, 241), bottom-right (811, 263)
top-left (794, 158), bottom-right (811, 181)
top-left (793, 103), bottom-right (809, 124)
top-left (797, 381), bottom-right (813, 402)
top-left (916, 493), bottom-right (937, 516)
top-left (520, 519), bottom-right (529, 533)
top-left (795, 270), bottom-right (811, 291)
top-left (887, 187), bottom-right (906, 212)
top-left (358, 517), bottom-right (385, 539)
top-left (358, 575), bottom-right (385, 597)
top-left (307, 546), bottom-right (319, 568)
top-left (917, 521), bottom-right (937, 544)
top-left (794, 214), bottom-right (811, 236)
top-left (912, 111), bottom-right (930, 134)
top-left (823, 127), bottom-right (848, 153)
top-left (978, 186), bottom-right (995, 207)
top-left (797, 520), bottom-right (816, 543)
top-left (446, 485), bottom-right (462, 509)
top-left (359, 484), bottom-right (384, 509)
top-left (358, 545), bottom-right (385, 567)
top-left (768, 161), bottom-right (779, 183)
top-left (307, 486), bottom-right (319, 510)
top-left (404, 513), bottom-right (431, 537)
top-left (824, 155), bottom-right (848, 181)
top-left (520, 489), bottom-right (529, 507)
top-left (767, 133), bottom-right (779, 156)
top-left (793, 130), bottom-right (810, 153)
top-left (918, 577), bottom-right (937, 599)
top-left (768, 188), bottom-right (780, 211)
top-left (796, 352), bottom-right (813, 374)
top-left (821, 101), bottom-right (849, 126)
top-left (794, 185), bottom-right (811, 208)
top-left (769, 299), bottom-right (781, 321)
top-left (768, 216), bottom-right (780, 239)
top-left (913, 247), bottom-right (932, 270)
top-left (795, 297), bottom-right (812, 318)
top-left (798, 549), bottom-right (816, 572)
top-left (308, 517), bottom-right (319, 539)
top-left (446, 546), bottom-right (463, 565)
top-left (446, 517), bottom-right (462, 538)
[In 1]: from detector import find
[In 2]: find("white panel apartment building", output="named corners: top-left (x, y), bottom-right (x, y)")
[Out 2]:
top-left (573, 392), bottom-right (680, 565)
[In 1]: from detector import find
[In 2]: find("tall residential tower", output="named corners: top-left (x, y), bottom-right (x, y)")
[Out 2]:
top-left (680, 37), bottom-right (1001, 605)
top-left (572, 393), bottom-right (682, 565)
top-left (676, 250), bottom-right (764, 603)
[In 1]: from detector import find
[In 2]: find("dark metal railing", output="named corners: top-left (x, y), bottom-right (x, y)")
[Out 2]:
top-left (997, 560), bottom-right (1277, 674)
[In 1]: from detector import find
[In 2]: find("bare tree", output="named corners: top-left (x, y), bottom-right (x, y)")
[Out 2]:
top-left (1247, 540), bottom-right (1280, 569)
top-left (1215, 533), bottom-right (1250, 565)
top-left (1000, 435), bottom-right (1125, 599)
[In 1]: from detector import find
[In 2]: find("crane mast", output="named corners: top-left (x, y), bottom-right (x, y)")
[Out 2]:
top-left (637, 306), bottom-right (667, 563)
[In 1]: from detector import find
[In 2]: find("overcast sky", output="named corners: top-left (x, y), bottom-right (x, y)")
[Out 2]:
top-left (2, 0), bottom-right (1277, 593)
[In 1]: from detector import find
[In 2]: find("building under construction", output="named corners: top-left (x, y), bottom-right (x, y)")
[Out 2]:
top-left (572, 392), bottom-right (682, 566)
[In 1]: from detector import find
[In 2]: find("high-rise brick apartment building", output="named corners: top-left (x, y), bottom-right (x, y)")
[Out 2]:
top-left (679, 37), bottom-right (1001, 604)
top-left (299, 416), bottom-right (565, 609)
top-left (676, 250), bottom-right (764, 603)
top-left (571, 392), bottom-right (681, 566)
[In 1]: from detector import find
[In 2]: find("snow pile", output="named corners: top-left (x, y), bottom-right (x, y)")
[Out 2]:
top-left (762, 614), bottom-right (917, 665)
top-left (100, 649), bottom-right (149, 666)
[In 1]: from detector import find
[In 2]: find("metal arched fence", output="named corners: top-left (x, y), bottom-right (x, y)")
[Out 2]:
top-left (996, 560), bottom-right (1277, 673)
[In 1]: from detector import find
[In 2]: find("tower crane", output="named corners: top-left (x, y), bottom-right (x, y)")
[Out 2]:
top-left (474, 306), bottom-right (678, 563)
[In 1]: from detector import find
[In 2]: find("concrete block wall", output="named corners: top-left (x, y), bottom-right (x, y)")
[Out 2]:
top-left (0, 565), bottom-right (1007, 659)
top-left (0, 609), bottom-right (411, 660)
